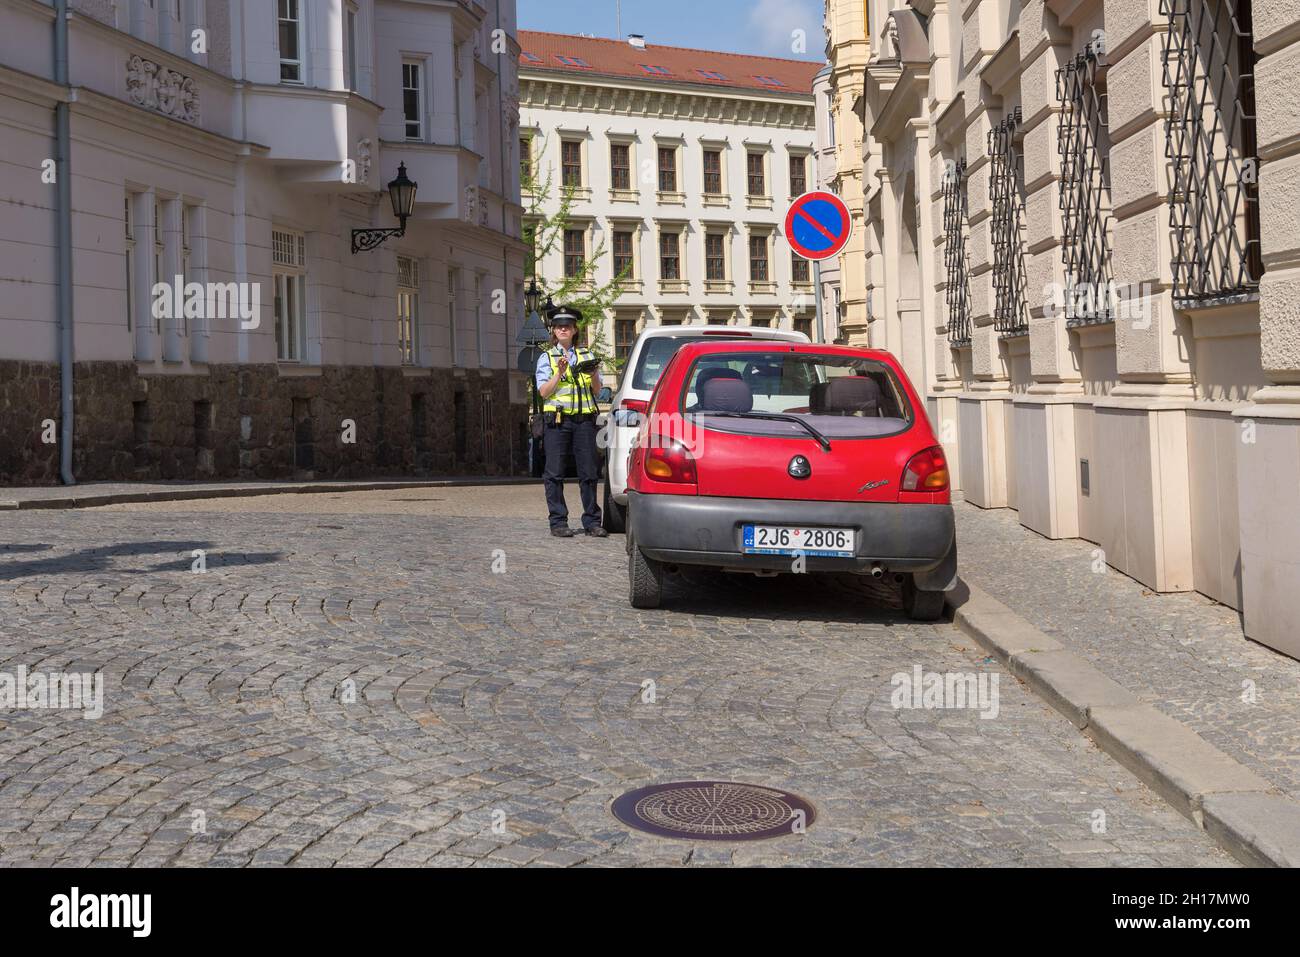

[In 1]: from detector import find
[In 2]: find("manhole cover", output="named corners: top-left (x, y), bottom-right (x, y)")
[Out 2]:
top-left (612, 781), bottom-right (814, 841)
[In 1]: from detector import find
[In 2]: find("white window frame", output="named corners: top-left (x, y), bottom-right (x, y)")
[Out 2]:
top-left (346, 3), bottom-right (359, 92)
top-left (278, 0), bottom-right (304, 84)
top-left (397, 255), bottom-right (419, 365)
top-left (402, 59), bottom-right (424, 140)
top-left (272, 228), bottom-right (307, 362)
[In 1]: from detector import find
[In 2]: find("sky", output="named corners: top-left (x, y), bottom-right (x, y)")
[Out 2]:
top-left (518, 0), bottom-right (825, 61)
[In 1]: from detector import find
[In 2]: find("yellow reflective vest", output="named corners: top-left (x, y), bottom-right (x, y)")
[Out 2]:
top-left (542, 346), bottom-right (598, 415)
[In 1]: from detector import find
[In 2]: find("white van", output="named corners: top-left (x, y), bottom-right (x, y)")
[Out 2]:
top-left (602, 324), bottom-right (810, 532)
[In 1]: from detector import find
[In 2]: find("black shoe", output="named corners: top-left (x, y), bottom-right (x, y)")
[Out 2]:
top-left (550, 526), bottom-right (576, 537)
top-left (585, 526), bottom-right (609, 538)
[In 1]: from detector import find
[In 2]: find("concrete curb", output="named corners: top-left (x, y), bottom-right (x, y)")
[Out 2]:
top-left (950, 579), bottom-right (1300, 868)
top-left (0, 477), bottom-right (539, 511)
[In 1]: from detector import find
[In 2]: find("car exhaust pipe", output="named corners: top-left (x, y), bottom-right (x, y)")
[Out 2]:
top-left (869, 563), bottom-right (884, 579)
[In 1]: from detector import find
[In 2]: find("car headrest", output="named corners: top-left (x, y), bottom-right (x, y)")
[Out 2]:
top-left (695, 367), bottom-right (743, 392)
top-left (809, 381), bottom-right (831, 412)
top-left (698, 377), bottom-right (753, 413)
top-left (821, 376), bottom-right (881, 416)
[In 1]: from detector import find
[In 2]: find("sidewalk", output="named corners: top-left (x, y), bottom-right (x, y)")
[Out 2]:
top-left (952, 500), bottom-right (1300, 865)
top-left (0, 476), bottom-right (538, 510)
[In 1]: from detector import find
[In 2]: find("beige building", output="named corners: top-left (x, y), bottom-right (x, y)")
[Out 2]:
top-left (849, 0), bottom-right (1299, 661)
top-left (823, 0), bottom-right (871, 342)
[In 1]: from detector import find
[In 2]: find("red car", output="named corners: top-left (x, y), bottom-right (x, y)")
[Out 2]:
top-left (625, 341), bottom-right (956, 620)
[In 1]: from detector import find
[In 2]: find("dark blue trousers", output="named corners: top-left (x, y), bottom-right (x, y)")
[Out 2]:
top-left (543, 416), bottom-right (602, 530)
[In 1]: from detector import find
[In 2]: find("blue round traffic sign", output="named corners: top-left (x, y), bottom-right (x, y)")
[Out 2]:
top-left (784, 190), bottom-right (853, 261)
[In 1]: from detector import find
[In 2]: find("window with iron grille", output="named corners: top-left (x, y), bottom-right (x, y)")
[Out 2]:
top-left (789, 153), bottom-right (807, 197)
top-left (561, 141), bottom-right (582, 187)
top-left (563, 229), bottom-right (584, 277)
top-left (613, 230), bottom-right (634, 279)
top-left (746, 152), bottom-right (765, 196)
top-left (1161, 0), bottom-right (1261, 304)
top-left (792, 253), bottom-right (809, 284)
top-left (749, 234), bottom-right (768, 281)
top-left (615, 318), bottom-right (636, 363)
top-left (988, 108), bottom-right (1029, 336)
top-left (706, 232), bottom-right (727, 281)
top-left (658, 147), bottom-right (677, 192)
top-left (611, 143), bottom-right (631, 190)
top-left (1056, 41), bottom-right (1114, 325)
top-left (942, 158), bottom-right (972, 344)
top-left (659, 231), bottom-right (680, 279)
top-left (703, 150), bottom-right (723, 195)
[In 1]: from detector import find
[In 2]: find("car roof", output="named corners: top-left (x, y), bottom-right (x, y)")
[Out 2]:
top-left (667, 340), bottom-right (899, 362)
top-left (633, 324), bottom-right (808, 341)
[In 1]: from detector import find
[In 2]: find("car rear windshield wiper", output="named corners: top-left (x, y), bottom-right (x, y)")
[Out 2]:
top-left (694, 411), bottom-right (831, 452)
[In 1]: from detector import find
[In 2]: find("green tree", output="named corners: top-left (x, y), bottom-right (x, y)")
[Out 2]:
top-left (523, 135), bottom-right (631, 369)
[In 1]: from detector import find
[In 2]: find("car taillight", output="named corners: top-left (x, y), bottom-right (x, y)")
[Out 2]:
top-left (902, 446), bottom-right (949, 491)
top-left (619, 398), bottom-right (649, 414)
top-left (644, 439), bottom-right (697, 484)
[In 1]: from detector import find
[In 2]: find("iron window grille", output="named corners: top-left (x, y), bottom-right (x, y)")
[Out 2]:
top-left (988, 108), bottom-right (1029, 336)
top-left (1056, 40), bottom-right (1114, 326)
top-left (942, 157), bottom-right (972, 345)
top-left (1161, 0), bottom-right (1261, 305)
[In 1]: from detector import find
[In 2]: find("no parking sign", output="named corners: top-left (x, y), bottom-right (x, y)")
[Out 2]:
top-left (783, 190), bottom-right (853, 261)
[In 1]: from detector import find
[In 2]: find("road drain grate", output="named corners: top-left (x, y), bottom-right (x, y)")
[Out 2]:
top-left (612, 781), bottom-right (815, 841)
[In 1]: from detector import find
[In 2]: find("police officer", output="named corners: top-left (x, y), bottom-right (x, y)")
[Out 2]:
top-left (536, 306), bottom-right (607, 537)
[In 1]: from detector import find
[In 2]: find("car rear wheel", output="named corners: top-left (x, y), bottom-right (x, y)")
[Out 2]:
top-left (628, 533), bottom-right (663, 609)
top-left (602, 471), bottom-right (626, 533)
top-left (903, 575), bottom-right (947, 621)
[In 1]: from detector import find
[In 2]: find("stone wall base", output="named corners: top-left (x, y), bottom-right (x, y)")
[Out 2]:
top-left (0, 361), bottom-right (529, 484)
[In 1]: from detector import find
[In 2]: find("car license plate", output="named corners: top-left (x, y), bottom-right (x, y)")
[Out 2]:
top-left (742, 525), bottom-right (855, 557)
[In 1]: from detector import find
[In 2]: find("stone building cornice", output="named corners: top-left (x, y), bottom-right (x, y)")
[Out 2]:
top-left (520, 77), bottom-right (814, 131)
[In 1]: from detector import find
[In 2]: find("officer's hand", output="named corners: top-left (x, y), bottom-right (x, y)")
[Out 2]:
top-left (556, 356), bottom-right (569, 376)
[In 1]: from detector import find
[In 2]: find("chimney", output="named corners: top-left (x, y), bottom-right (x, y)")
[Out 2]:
top-left (627, 34), bottom-right (645, 49)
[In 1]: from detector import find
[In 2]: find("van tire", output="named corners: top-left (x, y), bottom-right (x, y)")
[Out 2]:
top-left (629, 534), bottom-right (664, 609)
top-left (602, 472), bottom-right (626, 533)
top-left (903, 576), bottom-right (946, 621)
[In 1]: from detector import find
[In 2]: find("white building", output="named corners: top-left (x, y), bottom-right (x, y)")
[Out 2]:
top-left (517, 31), bottom-right (822, 371)
top-left (0, 0), bottom-right (528, 484)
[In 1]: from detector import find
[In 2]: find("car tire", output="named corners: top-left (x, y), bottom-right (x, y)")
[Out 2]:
top-left (902, 575), bottom-right (947, 621)
top-left (602, 471), bottom-right (626, 533)
top-left (628, 534), bottom-right (663, 609)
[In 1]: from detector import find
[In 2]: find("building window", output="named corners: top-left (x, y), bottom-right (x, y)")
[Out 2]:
top-left (180, 205), bottom-right (193, 338)
top-left (703, 150), bottom-right (722, 195)
top-left (124, 195), bottom-right (135, 333)
top-left (611, 143), bottom-right (631, 190)
top-left (1163, 0), bottom-right (1262, 302)
top-left (615, 318), bottom-right (635, 363)
top-left (746, 151), bottom-right (765, 196)
top-left (988, 109), bottom-right (1029, 336)
top-left (613, 230), bottom-right (634, 279)
top-left (153, 201), bottom-right (164, 334)
top-left (402, 61), bottom-right (423, 140)
top-left (659, 232), bottom-right (680, 280)
top-left (792, 253), bottom-right (809, 284)
top-left (563, 228), bottom-right (585, 278)
top-left (346, 5), bottom-right (358, 91)
top-left (789, 153), bottom-right (807, 196)
top-left (447, 268), bottom-right (459, 366)
top-left (523, 223), bottom-right (536, 278)
top-left (561, 140), bottom-right (582, 187)
top-left (658, 146), bottom-right (677, 192)
top-left (520, 136), bottom-right (532, 185)
top-left (794, 315), bottom-right (812, 338)
top-left (272, 228), bottom-right (307, 361)
top-left (397, 256), bottom-right (419, 365)
top-left (749, 234), bottom-right (768, 281)
top-left (751, 314), bottom-right (771, 328)
top-left (942, 158), bottom-right (972, 344)
top-left (706, 232), bottom-right (727, 281)
top-left (278, 0), bottom-right (303, 83)
top-left (481, 392), bottom-right (494, 464)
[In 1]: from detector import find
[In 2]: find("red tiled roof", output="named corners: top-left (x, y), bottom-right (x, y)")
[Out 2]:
top-left (518, 31), bottom-right (820, 96)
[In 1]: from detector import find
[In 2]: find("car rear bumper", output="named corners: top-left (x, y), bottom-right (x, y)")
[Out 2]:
top-left (627, 491), bottom-right (957, 591)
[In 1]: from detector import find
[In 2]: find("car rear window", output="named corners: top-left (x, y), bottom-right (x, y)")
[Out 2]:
top-left (678, 351), bottom-right (914, 439)
top-left (631, 334), bottom-right (767, 392)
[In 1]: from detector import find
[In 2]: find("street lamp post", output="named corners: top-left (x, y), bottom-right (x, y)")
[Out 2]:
top-left (517, 278), bottom-right (552, 476)
top-left (351, 163), bottom-right (419, 254)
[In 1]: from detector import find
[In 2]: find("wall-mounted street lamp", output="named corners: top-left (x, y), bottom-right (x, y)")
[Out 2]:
top-left (524, 278), bottom-right (543, 318)
top-left (351, 163), bottom-right (418, 254)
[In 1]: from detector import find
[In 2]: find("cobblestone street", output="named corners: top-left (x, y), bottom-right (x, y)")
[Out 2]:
top-left (0, 487), bottom-right (1232, 866)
